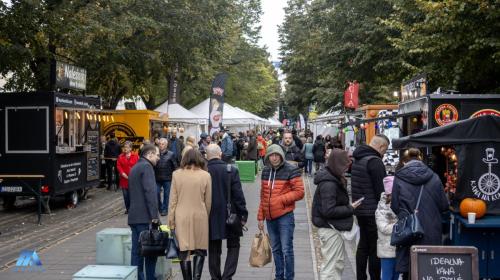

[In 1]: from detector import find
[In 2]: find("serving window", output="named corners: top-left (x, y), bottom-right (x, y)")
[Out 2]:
top-left (55, 108), bottom-right (93, 153)
top-left (5, 106), bottom-right (49, 153)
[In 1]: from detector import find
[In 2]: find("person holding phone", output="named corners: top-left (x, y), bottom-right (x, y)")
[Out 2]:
top-left (312, 149), bottom-right (362, 279)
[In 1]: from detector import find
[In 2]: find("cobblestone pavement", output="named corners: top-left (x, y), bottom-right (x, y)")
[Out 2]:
top-left (0, 171), bottom-right (356, 280)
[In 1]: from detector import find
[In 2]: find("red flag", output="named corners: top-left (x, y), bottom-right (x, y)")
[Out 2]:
top-left (344, 82), bottom-right (359, 109)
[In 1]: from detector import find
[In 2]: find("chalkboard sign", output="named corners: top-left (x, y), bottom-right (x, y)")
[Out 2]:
top-left (86, 130), bottom-right (99, 155)
top-left (87, 155), bottom-right (99, 181)
top-left (411, 246), bottom-right (478, 280)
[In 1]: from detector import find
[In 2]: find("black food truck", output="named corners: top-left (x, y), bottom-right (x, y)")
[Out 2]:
top-left (0, 92), bottom-right (102, 216)
top-left (393, 115), bottom-right (500, 279)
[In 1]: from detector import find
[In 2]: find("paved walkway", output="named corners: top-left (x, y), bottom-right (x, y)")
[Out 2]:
top-left (0, 172), bottom-right (356, 280)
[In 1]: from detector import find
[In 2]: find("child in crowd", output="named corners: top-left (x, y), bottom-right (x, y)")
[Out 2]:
top-left (375, 176), bottom-right (399, 280)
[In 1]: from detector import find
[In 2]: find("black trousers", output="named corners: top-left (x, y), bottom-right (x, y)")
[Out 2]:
top-left (356, 215), bottom-right (381, 280)
top-left (208, 238), bottom-right (240, 280)
top-left (105, 159), bottom-right (119, 188)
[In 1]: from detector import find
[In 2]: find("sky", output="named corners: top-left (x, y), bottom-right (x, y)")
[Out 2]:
top-left (258, 0), bottom-right (288, 62)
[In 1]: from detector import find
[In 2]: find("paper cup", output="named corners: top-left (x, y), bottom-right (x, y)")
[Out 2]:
top-left (467, 212), bottom-right (476, 224)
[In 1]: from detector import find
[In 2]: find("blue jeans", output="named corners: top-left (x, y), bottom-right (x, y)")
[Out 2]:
top-left (305, 159), bottom-right (313, 174)
top-left (266, 212), bottom-right (295, 280)
top-left (122, 188), bottom-right (130, 211)
top-left (130, 224), bottom-right (157, 280)
top-left (381, 258), bottom-right (399, 280)
top-left (156, 181), bottom-right (171, 213)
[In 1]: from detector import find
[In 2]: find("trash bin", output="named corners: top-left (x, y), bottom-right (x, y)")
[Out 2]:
top-left (235, 161), bottom-right (256, 182)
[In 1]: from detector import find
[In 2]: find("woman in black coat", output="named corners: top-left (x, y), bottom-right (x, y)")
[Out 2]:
top-left (391, 149), bottom-right (449, 279)
top-left (312, 148), bottom-right (361, 279)
top-left (312, 135), bottom-right (326, 172)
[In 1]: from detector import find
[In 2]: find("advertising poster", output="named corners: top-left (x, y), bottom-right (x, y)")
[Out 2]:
top-left (208, 73), bottom-right (229, 137)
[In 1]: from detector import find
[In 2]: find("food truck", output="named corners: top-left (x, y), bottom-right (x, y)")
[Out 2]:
top-left (393, 115), bottom-right (500, 279)
top-left (101, 110), bottom-right (168, 150)
top-left (0, 92), bottom-right (102, 213)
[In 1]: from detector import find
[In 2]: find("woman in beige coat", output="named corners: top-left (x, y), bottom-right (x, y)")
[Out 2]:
top-left (168, 148), bottom-right (212, 280)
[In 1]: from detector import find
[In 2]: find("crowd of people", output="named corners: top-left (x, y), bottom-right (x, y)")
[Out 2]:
top-left (98, 128), bottom-right (449, 280)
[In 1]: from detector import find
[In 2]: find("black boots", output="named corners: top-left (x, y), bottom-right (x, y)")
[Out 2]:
top-left (180, 260), bottom-right (192, 280)
top-left (180, 256), bottom-right (204, 280)
top-left (193, 255), bottom-right (205, 280)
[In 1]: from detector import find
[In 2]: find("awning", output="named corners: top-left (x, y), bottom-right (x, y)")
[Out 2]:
top-left (392, 115), bottom-right (500, 149)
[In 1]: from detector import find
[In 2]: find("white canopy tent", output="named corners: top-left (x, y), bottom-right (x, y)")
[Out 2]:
top-left (267, 117), bottom-right (283, 128)
top-left (189, 98), bottom-right (265, 133)
top-left (155, 101), bottom-right (206, 141)
top-left (115, 96), bottom-right (147, 110)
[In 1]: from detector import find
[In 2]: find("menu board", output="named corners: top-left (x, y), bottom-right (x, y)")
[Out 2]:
top-left (411, 246), bottom-right (478, 280)
top-left (86, 130), bottom-right (99, 181)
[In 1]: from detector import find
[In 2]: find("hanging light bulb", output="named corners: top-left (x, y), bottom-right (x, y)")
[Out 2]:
top-left (98, 114), bottom-right (101, 122)
top-left (111, 115), bottom-right (115, 122)
top-left (64, 111), bottom-right (68, 119)
top-left (76, 112), bottom-right (81, 119)
top-left (93, 113), bottom-right (97, 121)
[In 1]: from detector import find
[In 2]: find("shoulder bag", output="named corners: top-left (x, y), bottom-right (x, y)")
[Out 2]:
top-left (390, 185), bottom-right (425, 247)
top-left (138, 220), bottom-right (169, 257)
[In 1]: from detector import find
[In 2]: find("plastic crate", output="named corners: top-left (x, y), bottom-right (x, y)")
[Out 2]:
top-left (73, 265), bottom-right (137, 280)
top-left (235, 161), bottom-right (256, 182)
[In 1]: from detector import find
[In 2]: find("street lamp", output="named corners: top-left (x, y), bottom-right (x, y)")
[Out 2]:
top-left (393, 91), bottom-right (399, 98)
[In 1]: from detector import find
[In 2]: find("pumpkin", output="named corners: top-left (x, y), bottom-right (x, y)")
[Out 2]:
top-left (460, 198), bottom-right (487, 219)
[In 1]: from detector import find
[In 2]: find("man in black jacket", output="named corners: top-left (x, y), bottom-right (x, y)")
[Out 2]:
top-left (154, 138), bottom-right (177, 216)
top-left (128, 144), bottom-right (160, 280)
top-left (206, 144), bottom-right (248, 280)
top-left (350, 134), bottom-right (389, 280)
top-left (104, 133), bottom-right (121, 190)
top-left (168, 131), bottom-right (184, 165)
top-left (281, 132), bottom-right (305, 168)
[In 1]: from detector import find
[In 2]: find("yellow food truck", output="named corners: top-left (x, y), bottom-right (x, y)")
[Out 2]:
top-left (102, 110), bottom-right (168, 149)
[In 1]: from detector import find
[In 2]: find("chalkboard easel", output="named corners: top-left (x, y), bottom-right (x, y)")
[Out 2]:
top-left (411, 245), bottom-right (479, 280)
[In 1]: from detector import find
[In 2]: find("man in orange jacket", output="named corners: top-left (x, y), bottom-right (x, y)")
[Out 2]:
top-left (257, 144), bottom-right (304, 280)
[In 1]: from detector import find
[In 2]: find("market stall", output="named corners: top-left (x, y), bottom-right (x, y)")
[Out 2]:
top-left (155, 101), bottom-right (206, 142)
top-left (393, 115), bottom-right (500, 279)
top-left (102, 109), bottom-right (168, 150)
top-left (0, 92), bottom-right (102, 212)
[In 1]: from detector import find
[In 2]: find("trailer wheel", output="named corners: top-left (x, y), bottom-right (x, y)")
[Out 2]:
top-left (65, 191), bottom-right (79, 208)
top-left (3, 196), bottom-right (16, 210)
top-left (78, 188), bottom-right (88, 200)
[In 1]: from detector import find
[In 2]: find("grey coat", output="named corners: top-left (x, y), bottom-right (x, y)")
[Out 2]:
top-left (128, 158), bottom-right (159, 225)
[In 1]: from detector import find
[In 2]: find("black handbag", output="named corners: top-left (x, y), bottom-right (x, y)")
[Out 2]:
top-left (225, 164), bottom-right (240, 229)
top-left (138, 221), bottom-right (169, 257)
top-left (390, 185), bottom-right (425, 247)
top-left (165, 230), bottom-right (180, 259)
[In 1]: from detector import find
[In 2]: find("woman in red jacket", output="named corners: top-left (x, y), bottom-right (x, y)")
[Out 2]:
top-left (117, 141), bottom-right (139, 214)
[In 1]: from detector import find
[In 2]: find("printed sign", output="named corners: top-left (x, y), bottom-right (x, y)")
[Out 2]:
top-left (470, 109), bottom-right (500, 118)
top-left (344, 81), bottom-right (359, 109)
top-left (456, 143), bottom-right (500, 214)
top-left (55, 61), bottom-right (86, 91)
top-left (208, 73), bottom-right (229, 137)
top-left (401, 74), bottom-right (428, 101)
top-left (57, 162), bottom-right (82, 184)
top-left (434, 103), bottom-right (459, 126)
top-left (411, 246), bottom-right (478, 280)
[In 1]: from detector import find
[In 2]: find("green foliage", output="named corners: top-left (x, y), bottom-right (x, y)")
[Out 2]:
top-left (0, 0), bottom-right (279, 117)
top-left (279, 0), bottom-right (499, 116)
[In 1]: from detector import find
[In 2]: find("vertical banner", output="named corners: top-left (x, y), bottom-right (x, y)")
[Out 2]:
top-left (208, 73), bottom-right (229, 137)
top-left (168, 64), bottom-right (180, 104)
top-left (344, 81), bottom-right (359, 109)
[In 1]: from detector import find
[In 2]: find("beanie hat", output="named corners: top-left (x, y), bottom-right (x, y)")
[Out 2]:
top-left (383, 176), bottom-right (394, 194)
